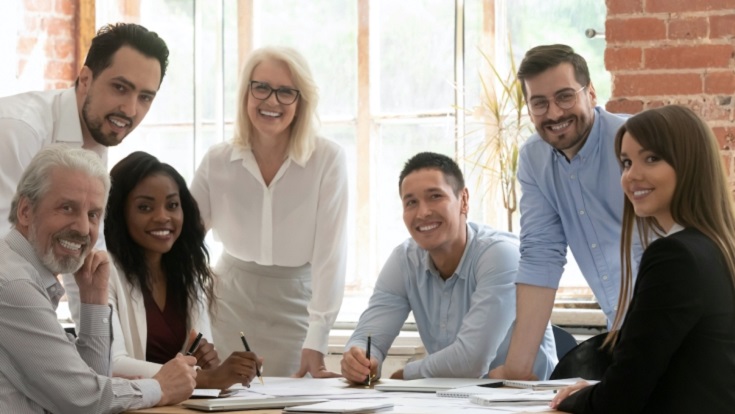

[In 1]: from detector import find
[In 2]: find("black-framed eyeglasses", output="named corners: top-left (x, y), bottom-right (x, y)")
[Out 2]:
top-left (528, 85), bottom-right (587, 116)
top-left (249, 81), bottom-right (300, 105)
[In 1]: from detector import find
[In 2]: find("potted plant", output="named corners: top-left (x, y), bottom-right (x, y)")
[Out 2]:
top-left (466, 46), bottom-right (532, 232)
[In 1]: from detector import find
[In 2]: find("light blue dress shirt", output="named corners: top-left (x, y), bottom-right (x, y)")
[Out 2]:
top-left (346, 222), bottom-right (556, 380)
top-left (516, 107), bottom-right (643, 324)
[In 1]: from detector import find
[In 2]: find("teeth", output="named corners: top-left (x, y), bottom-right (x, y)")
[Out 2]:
top-left (633, 190), bottom-right (651, 197)
top-left (418, 223), bottom-right (439, 232)
top-left (109, 117), bottom-right (129, 128)
top-left (550, 121), bottom-right (571, 131)
top-left (150, 230), bottom-right (171, 236)
top-left (59, 239), bottom-right (82, 251)
top-left (260, 110), bottom-right (281, 117)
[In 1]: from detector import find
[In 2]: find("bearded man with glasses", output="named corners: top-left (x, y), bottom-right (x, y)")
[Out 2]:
top-left (489, 44), bottom-right (641, 381)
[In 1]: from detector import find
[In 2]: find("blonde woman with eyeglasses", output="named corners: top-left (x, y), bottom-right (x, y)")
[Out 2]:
top-left (191, 46), bottom-right (348, 378)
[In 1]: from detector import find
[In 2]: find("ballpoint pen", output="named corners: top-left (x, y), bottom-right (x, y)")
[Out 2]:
top-left (365, 334), bottom-right (371, 386)
top-left (186, 332), bottom-right (203, 356)
top-left (240, 331), bottom-right (264, 385)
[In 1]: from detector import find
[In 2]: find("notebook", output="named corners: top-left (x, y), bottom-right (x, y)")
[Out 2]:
top-left (503, 378), bottom-right (589, 390)
top-left (374, 378), bottom-right (503, 392)
top-left (181, 396), bottom-right (327, 412)
top-left (470, 391), bottom-right (556, 406)
top-left (437, 384), bottom-right (516, 398)
top-left (283, 400), bottom-right (395, 413)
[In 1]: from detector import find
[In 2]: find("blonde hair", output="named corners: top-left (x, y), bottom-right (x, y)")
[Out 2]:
top-left (232, 46), bottom-right (319, 164)
top-left (606, 105), bottom-right (735, 347)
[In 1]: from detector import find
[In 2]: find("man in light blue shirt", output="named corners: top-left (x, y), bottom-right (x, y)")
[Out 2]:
top-left (341, 152), bottom-right (556, 382)
top-left (490, 44), bottom-right (643, 381)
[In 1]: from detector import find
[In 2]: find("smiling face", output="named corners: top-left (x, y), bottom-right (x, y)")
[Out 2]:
top-left (524, 62), bottom-right (596, 160)
top-left (76, 45), bottom-right (162, 147)
top-left (246, 59), bottom-right (299, 142)
top-left (124, 173), bottom-right (183, 263)
top-left (18, 167), bottom-right (104, 274)
top-left (401, 168), bottom-right (468, 261)
top-left (619, 132), bottom-right (677, 232)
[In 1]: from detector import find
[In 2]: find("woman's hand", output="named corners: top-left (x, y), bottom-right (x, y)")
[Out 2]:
top-left (549, 380), bottom-right (592, 410)
top-left (197, 351), bottom-right (262, 389)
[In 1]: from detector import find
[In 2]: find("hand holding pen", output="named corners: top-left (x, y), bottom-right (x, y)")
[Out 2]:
top-left (365, 335), bottom-right (372, 386)
top-left (186, 330), bottom-right (220, 370)
top-left (240, 332), bottom-right (264, 385)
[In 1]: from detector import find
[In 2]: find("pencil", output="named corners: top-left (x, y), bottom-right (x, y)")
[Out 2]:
top-left (186, 332), bottom-right (203, 356)
top-left (240, 331), bottom-right (264, 385)
top-left (365, 334), bottom-right (371, 386)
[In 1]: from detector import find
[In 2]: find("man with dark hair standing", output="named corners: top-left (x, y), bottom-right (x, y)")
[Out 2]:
top-left (341, 152), bottom-right (556, 382)
top-left (0, 22), bottom-right (170, 237)
top-left (490, 44), bottom-right (642, 381)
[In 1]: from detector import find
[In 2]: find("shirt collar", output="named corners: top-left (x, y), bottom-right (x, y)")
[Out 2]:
top-left (53, 88), bottom-right (84, 145)
top-left (422, 222), bottom-right (475, 281)
top-left (229, 143), bottom-right (306, 167)
top-left (665, 223), bottom-right (685, 236)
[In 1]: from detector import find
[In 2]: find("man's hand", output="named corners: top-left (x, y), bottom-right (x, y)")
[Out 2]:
top-left (187, 330), bottom-right (220, 370)
top-left (153, 353), bottom-right (197, 406)
top-left (198, 351), bottom-right (262, 389)
top-left (389, 369), bottom-right (403, 380)
top-left (74, 249), bottom-right (109, 305)
top-left (292, 348), bottom-right (340, 378)
top-left (340, 346), bottom-right (378, 384)
top-left (488, 365), bottom-right (538, 380)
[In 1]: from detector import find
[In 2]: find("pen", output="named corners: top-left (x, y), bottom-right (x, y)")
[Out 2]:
top-left (240, 331), bottom-right (264, 385)
top-left (365, 334), bottom-right (371, 386)
top-left (186, 332), bottom-right (203, 356)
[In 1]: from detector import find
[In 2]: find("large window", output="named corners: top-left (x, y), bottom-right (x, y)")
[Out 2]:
top-left (94, 0), bottom-right (608, 322)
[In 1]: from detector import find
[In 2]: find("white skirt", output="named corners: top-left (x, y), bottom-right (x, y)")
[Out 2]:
top-left (211, 253), bottom-right (311, 376)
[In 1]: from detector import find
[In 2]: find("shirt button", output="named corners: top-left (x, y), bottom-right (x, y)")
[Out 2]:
top-left (570, 174), bottom-right (576, 179)
top-left (602, 274), bottom-right (608, 281)
top-left (579, 210), bottom-right (585, 215)
top-left (50, 286), bottom-right (56, 292)
top-left (614, 305), bottom-right (618, 311)
top-left (591, 243), bottom-right (597, 249)
top-left (102, 318), bottom-right (109, 324)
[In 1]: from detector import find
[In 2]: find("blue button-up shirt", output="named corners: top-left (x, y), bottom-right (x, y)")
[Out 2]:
top-left (516, 107), bottom-right (643, 324)
top-left (346, 222), bottom-right (556, 380)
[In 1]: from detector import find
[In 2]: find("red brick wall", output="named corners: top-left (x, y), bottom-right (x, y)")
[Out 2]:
top-left (604, 0), bottom-right (735, 174)
top-left (17, 0), bottom-right (77, 90)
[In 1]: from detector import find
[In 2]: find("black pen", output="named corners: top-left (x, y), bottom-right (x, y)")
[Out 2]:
top-left (240, 331), bottom-right (264, 385)
top-left (186, 332), bottom-right (203, 356)
top-left (365, 334), bottom-right (372, 386)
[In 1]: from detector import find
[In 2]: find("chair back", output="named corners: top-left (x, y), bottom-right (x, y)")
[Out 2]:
top-left (551, 325), bottom-right (578, 360)
top-left (549, 332), bottom-right (613, 380)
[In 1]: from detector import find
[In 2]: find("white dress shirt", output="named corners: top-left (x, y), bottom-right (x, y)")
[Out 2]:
top-left (0, 88), bottom-right (107, 237)
top-left (190, 137), bottom-right (348, 354)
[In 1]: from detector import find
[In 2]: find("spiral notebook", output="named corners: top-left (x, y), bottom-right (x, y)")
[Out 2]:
top-left (437, 384), bottom-right (515, 399)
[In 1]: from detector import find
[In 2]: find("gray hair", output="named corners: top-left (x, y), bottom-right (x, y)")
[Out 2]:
top-left (8, 144), bottom-right (111, 226)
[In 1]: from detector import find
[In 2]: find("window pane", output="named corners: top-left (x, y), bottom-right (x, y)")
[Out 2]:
top-left (254, 0), bottom-right (357, 118)
top-left (376, 0), bottom-right (454, 113)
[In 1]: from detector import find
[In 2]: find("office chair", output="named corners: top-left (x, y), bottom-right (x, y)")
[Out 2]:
top-left (549, 332), bottom-right (613, 380)
top-left (551, 325), bottom-right (578, 360)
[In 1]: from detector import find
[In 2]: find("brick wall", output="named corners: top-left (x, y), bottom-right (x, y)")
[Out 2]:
top-left (604, 0), bottom-right (735, 175)
top-left (17, 0), bottom-right (77, 90)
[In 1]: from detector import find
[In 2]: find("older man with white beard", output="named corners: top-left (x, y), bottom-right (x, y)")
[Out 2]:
top-left (0, 145), bottom-right (197, 414)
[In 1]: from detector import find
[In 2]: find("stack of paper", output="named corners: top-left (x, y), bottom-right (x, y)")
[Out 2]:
top-left (283, 400), bottom-right (394, 413)
top-left (503, 378), bottom-right (589, 391)
top-left (469, 390), bottom-right (556, 407)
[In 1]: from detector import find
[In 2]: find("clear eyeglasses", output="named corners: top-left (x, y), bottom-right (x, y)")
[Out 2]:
top-left (249, 81), bottom-right (300, 105)
top-left (528, 85), bottom-right (587, 116)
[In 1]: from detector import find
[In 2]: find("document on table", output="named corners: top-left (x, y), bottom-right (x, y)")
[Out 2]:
top-left (283, 400), bottom-right (394, 413)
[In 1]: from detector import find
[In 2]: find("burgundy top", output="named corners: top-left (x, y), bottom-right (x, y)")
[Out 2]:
top-left (143, 285), bottom-right (187, 364)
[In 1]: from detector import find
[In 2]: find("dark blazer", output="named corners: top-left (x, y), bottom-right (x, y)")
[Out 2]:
top-left (560, 227), bottom-right (735, 413)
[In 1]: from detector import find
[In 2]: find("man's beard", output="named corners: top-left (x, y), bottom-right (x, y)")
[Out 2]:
top-left (30, 222), bottom-right (91, 274)
top-left (81, 97), bottom-right (130, 147)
